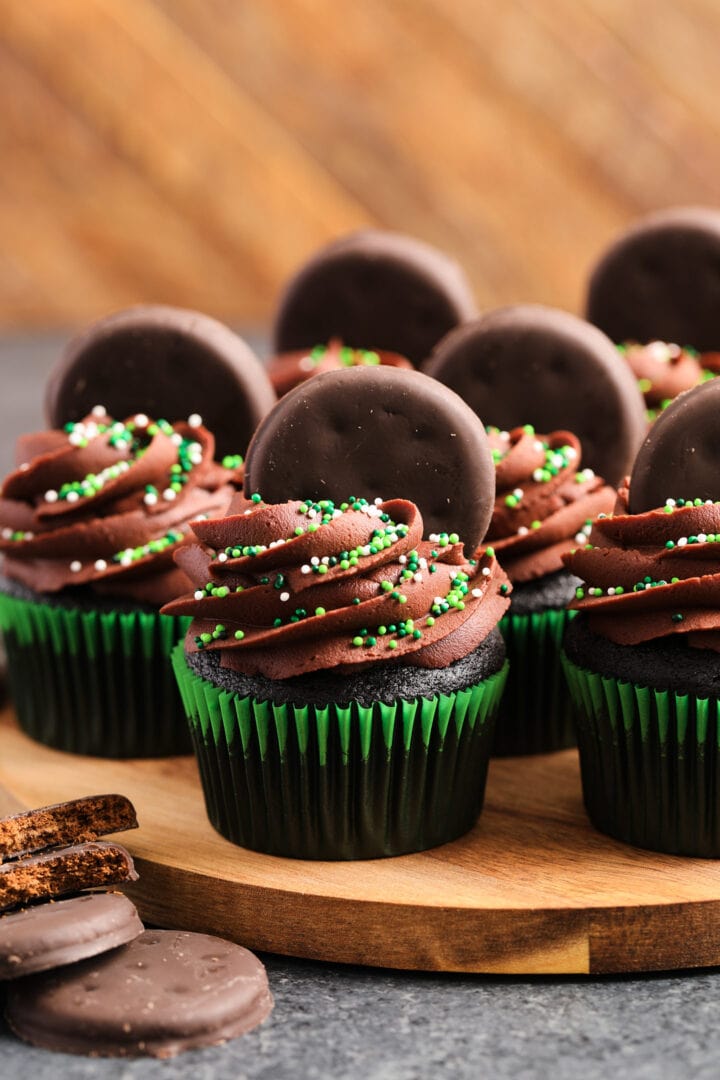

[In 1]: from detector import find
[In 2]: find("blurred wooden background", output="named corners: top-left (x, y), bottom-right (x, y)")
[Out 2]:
top-left (1, 0), bottom-right (720, 332)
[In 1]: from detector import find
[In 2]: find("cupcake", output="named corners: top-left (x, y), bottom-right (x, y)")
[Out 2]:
top-left (0, 409), bottom-right (243, 757)
top-left (267, 338), bottom-right (411, 397)
top-left (424, 305), bottom-right (645, 754)
top-left (164, 367), bottom-right (510, 859)
top-left (586, 208), bottom-right (720, 413)
top-left (483, 425), bottom-right (614, 754)
top-left (562, 379), bottom-right (720, 855)
top-left (0, 307), bottom-right (275, 758)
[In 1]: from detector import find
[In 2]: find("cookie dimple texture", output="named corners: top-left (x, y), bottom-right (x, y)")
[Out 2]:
top-left (629, 379), bottom-right (720, 513)
top-left (45, 305), bottom-right (276, 456)
top-left (586, 207), bottom-right (720, 352)
top-left (425, 304), bottom-right (646, 488)
top-left (243, 366), bottom-right (496, 552)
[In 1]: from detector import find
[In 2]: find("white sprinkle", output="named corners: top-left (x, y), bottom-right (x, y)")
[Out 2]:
top-left (44, 490), bottom-right (58, 503)
top-left (120, 554), bottom-right (133, 567)
top-left (518, 526), bottom-right (529, 536)
top-left (374, 497), bottom-right (383, 505)
top-left (321, 556), bottom-right (330, 565)
top-left (171, 432), bottom-right (183, 446)
top-left (419, 558), bottom-right (427, 570)
top-left (399, 555), bottom-right (407, 564)
top-left (94, 559), bottom-right (107, 572)
top-left (244, 509), bottom-right (252, 516)
top-left (513, 488), bottom-right (523, 499)
top-left (1, 528), bottom-right (11, 539)
top-left (70, 560), bottom-right (82, 573)
top-left (413, 573), bottom-right (423, 583)
top-left (310, 556), bottom-right (320, 566)
top-left (134, 413), bottom-right (149, 428)
top-left (280, 591), bottom-right (290, 602)
top-left (194, 590), bottom-right (204, 600)
top-left (163, 489), bottom-right (177, 501)
top-left (217, 552), bottom-right (228, 562)
top-left (608, 587), bottom-right (616, 596)
top-left (566, 447), bottom-right (578, 460)
top-left (301, 565), bottom-right (311, 574)
top-left (299, 356), bottom-right (315, 372)
top-left (533, 469), bottom-right (545, 482)
top-left (678, 537), bottom-right (688, 547)
top-left (143, 493), bottom-right (158, 506)
top-left (433, 596), bottom-right (444, 606)
top-left (665, 498), bottom-right (676, 507)
top-left (68, 431), bottom-right (85, 447)
top-left (188, 413), bottom-right (202, 428)
top-left (24, 531), bottom-right (33, 540)
top-left (91, 404), bottom-right (106, 417)
top-left (482, 566), bottom-right (491, 577)
top-left (533, 441), bottom-right (544, 452)
top-left (574, 532), bottom-right (587, 544)
top-left (18, 463), bottom-right (29, 471)
top-left (361, 545), bottom-right (372, 556)
top-left (429, 533), bottom-right (440, 542)
top-left (698, 534), bottom-right (708, 543)
top-left (66, 491), bottom-right (80, 503)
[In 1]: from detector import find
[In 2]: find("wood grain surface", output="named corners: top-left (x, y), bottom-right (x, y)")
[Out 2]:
top-left (2, 1), bottom-right (720, 331)
top-left (3, 708), bottom-right (720, 974)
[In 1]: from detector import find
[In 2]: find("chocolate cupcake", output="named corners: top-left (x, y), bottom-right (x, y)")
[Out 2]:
top-left (0, 308), bottom-right (273, 758)
top-left (563, 379), bottom-right (720, 855)
top-left (0, 409), bottom-right (243, 757)
top-left (425, 306), bottom-right (644, 755)
top-left (164, 367), bottom-right (510, 859)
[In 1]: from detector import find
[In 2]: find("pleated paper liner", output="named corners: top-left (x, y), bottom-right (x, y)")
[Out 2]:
top-left (0, 590), bottom-right (192, 758)
top-left (172, 645), bottom-right (509, 860)
top-left (492, 606), bottom-right (576, 756)
top-left (562, 651), bottom-right (720, 857)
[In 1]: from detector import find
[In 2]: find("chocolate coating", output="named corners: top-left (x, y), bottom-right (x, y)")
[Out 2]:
top-left (6, 929), bottom-right (273, 1058)
top-left (424, 305), bottom-right (646, 487)
top-left (586, 207), bottom-right (720, 351)
top-left (0, 892), bottom-right (143, 979)
top-left (272, 230), bottom-right (477, 366)
top-left (242, 366), bottom-right (496, 551)
top-left (628, 379), bottom-right (720, 513)
top-left (45, 305), bottom-right (276, 456)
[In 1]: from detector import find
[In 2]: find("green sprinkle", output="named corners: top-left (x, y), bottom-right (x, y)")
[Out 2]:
top-left (388, 640), bottom-right (398, 650)
top-left (381, 580), bottom-right (393, 592)
top-left (352, 636), bottom-right (364, 647)
top-left (234, 630), bottom-right (245, 640)
top-left (671, 613), bottom-right (684, 623)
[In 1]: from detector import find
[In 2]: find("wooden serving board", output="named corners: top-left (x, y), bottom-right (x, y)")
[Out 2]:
top-left (3, 708), bottom-right (720, 975)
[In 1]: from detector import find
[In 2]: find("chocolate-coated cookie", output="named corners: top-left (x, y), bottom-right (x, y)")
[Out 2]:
top-left (45, 305), bottom-right (276, 456)
top-left (0, 892), bottom-right (143, 979)
top-left (272, 229), bottom-right (477, 366)
top-left (586, 207), bottom-right (720, 351)
top-left (424, 304), bottom-right (646, 487)
top-left (628, 378), bottom-right (720, 512)
top-left (6, 930), bottom-right (273, 1058)
top-left (0, 841), bottom-right (137, 910)
top-left (243, 366), bottom-right (496, 551)
top-left (0, 793), bottom-right (137, 860)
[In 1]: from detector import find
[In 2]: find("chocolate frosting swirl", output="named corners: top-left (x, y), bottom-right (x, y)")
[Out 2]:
top-left (0, 410), bottom-right (243, 606)
top-left (619, 341), bottom-right (715, 420)
top-left (484, 426), bottom-right (615, 583)
top-left (564, 486), bottom-right (720, 651)
top-left (162, 494), bottom-right (511, 679)
top-left (267, 338), bottom-right (412, 396)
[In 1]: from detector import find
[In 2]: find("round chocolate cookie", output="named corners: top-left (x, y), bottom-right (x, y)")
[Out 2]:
top-left (586, 206), bottom-right (720, 351)
top-left (45, 305), bottom-right (276, 456)
top-left (424, 304), bottom-right (646, 487)
top-left (242, 366), bottom-right (496, 551)
top-left (272, 229), bottom-right (477, 366)
top-left (6, 929), bottom-right (273, 1058)
top-left (0, 892), bottom-right (143, 980)
top-left (628, 378), bottom-right (720, 513)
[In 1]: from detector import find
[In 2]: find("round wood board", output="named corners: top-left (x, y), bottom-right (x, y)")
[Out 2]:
top-left (2, 709), bottom-right (720, 975)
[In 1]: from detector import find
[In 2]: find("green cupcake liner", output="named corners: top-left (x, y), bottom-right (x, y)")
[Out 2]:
top-left (0, 590), bottom-right (192, 758)
top-left (562, 651), bottom-right (720, 856)
top-left (493, 606), bottom-right (576, 756)
top-left (173, 645), bottom-right (509, 860)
